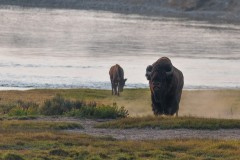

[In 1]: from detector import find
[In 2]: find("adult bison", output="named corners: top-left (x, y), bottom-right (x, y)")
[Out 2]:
top-left (109, 64), bottom-right (127, 96)
top-left (145, 57), bottom-right (184, 116)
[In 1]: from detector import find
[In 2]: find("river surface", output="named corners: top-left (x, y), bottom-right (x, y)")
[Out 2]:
top-left (0, 7), bottom-right (240, 90)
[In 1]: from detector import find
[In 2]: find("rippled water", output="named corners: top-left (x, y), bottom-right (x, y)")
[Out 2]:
top-left (0, 7), bottom-right (240, 90)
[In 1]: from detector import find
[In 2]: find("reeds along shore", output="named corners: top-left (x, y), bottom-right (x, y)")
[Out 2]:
top-left (0, 89), bottom-right (240, 119)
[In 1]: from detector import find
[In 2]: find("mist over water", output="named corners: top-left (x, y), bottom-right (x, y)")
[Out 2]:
top-left (0, 7), bottom-right (240, 90)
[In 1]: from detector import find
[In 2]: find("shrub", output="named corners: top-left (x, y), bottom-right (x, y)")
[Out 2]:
top-left (49, 149), bottom-right (69, 156)
top-left (40, 94), bottom-right (128, 118)
top-left (0, 103), bottom-right (17, 115)
top-left (16, 100), bottom-right (39, 112)
top-left (8, 107), bottom-right (28, 116)
top-left (3, 94), bottom-right (128, 119)
top-left (94, 104), bottom-right (128, 119)
top-left (7, 101), bottom-right (39, 116)
top-left (40, 95), bottom-right (98, 116)
top-left (117, 154), bottom-right (136, 160)
top-left (74, 151), bottom-right (89, 160)
top-left (73, 100), bottom-right (89, 109)
top-left (66, 103), bottom-right (128, 119)
top-left (0, 100), bottom-right (39, 116)
top-left (40, 94), bottom-right (74, 115)
top-left (3, 153), bottom-right (25, 160)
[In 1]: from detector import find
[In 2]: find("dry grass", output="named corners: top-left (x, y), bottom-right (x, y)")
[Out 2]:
top-left (180, 90), bottom-right (240, 119)
top-left (0, 120), bottom-right (83, 131)
top-left (95, 116), bottom-right (240, 129)
top-left (0, 119), bottom-right (240, 159)
top-left (1, 89), bottom-right (240, 118)
top-left (0, 88), bottom-right (240, 160)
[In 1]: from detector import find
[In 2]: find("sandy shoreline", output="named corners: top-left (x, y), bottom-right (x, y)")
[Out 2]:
top-left (0, 0), bottom-right (240, 23)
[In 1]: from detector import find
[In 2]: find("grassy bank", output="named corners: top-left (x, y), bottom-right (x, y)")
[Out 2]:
top-left (1, 89), bottom-right (240, 118)
top-left (0, 120), bottom-right (82, 131)
top-left (0, 89), bottom-right (240, 159)
top-left (96, 116), bottom-right (240, 130)
top-left (0, 120), bottom-right (240, 160)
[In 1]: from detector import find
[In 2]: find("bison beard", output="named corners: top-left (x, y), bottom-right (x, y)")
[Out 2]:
top-left (146, 57), bottom-right (184, 116)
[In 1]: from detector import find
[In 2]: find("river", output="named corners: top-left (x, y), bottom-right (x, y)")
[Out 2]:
top-left (0, 7), bottom-right (240, 90)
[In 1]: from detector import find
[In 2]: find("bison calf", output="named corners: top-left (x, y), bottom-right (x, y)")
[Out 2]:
top-left (145, 57), bottom-right (184, 116)
top-left (109, 64), bottom-right (127, 96)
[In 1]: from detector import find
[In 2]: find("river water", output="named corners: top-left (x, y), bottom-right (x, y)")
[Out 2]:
top-left (0, 7), bottom-right (240, 90)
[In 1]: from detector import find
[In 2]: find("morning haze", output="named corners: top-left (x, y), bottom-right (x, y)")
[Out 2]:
top-left (0, 0), bottom-right (240, 159)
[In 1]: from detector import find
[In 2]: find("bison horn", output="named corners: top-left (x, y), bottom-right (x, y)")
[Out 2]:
top-left (166, 66), bottom-right (173, 76)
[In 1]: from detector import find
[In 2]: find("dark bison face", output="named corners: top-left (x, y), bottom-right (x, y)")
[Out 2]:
top-left (145, 65), bottom-right (153, 80)
top-left (149, 64), bottom-right (173, 103)
top-left (119, 79), bottom-right (127, 92)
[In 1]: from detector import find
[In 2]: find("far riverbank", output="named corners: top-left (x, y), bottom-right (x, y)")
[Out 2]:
top-left (0, 0), bottom-right (240, 23)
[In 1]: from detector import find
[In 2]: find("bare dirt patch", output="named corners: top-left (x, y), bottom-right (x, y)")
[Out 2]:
top-left (37, 117), bottom-right (240, 140)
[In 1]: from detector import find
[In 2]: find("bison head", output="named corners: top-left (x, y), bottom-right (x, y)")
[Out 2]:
top-left (147, 57), bottom-right (173, 103)
top-left (119, 78), bottom-right (127, 92)
top-left (145, 65), bottom-right (153, 80)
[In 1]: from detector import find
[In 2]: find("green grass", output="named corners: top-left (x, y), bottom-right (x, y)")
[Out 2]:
top-left (0, 115), bottom-right (38, 120)
top-left (0, 120), bottom-right (83, 131)
top-left (0, 123), bottom-right (240, 160)
top-left (0, 89), bottom-right (240, 159)
top-left (95, 116), bottom-right (240, 130)
top-left (0, 94), bottom-right (129, 119)
top-left (0, 119), bottom-right (240, 160)
top-left (1, 88), bottom-right (240, 118)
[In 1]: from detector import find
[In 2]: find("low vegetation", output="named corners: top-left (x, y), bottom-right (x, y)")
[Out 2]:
top-left (96, 116), bottom-right (240, 130)
top-left (40, 94), bottom-right (128, 118)
top-left (0, 120), bottom-right (82, 131)
top-left (0, 94), bottom-right (129, 119)
top-left (0, 89), bottom-right (240, 159)
top-left (66, 103), bottom-right (128, 119)
top-left (0, 120), bottom-right (240, 160)
top-left (2, 153), bottom-right (25, 160)
top-left (1, 89), bottom-right (240, 118)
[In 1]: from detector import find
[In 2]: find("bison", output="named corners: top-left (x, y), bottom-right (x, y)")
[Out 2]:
top-left (109, 64), bottom-right (127, 96)
top-left (145, 57), bottom-right (184, 116)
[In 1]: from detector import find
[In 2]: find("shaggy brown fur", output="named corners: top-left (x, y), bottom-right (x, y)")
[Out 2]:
top-left (146, 57), bottom-right (184, 116)
top-left (109, 64), bottom-right (127, 96)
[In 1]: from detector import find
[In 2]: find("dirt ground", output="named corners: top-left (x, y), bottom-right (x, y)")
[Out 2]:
top-left (39, 117), bottom-right (240, 140)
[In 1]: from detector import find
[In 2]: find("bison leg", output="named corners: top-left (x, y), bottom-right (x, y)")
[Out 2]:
top-left (117, 84), bottom-right (120, 96)
top-left (152, 103), bottom-right (162, 115)
top-left (173, 101), bottom-right (179, 116)
top-left (113, 83), bottom-right (117, 95)
top-left (111, 81), bottom-right (117, 95)
top-left (151, 94), bottom-right (163, 115)
top-left (111, 80), bottom-right (114, 95)
top-left (111, 81), bottom-right (114, 95)
top-left (165, 99), bottom-right (179, 116)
